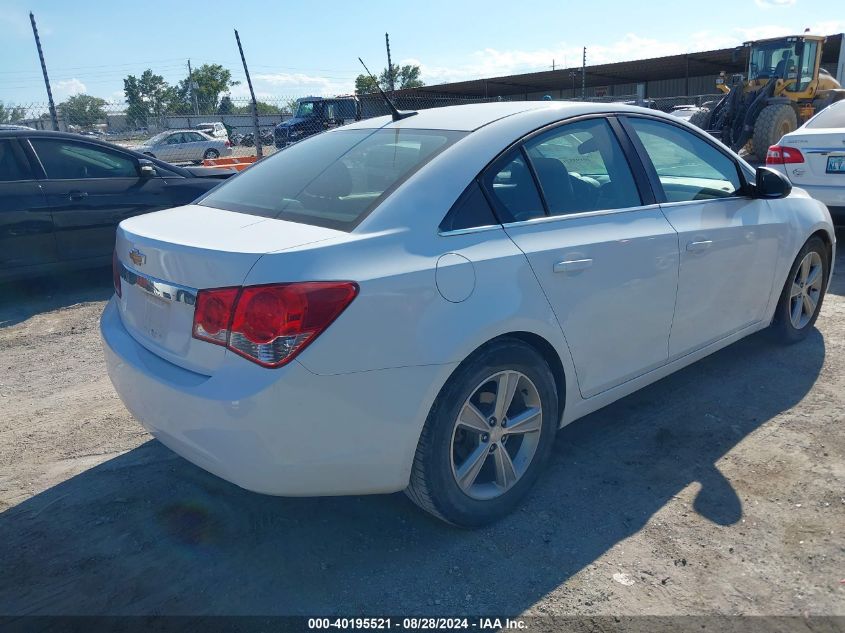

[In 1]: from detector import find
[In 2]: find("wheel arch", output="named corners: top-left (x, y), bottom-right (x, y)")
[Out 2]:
top-left (442, 331), bottom-right (569, 426)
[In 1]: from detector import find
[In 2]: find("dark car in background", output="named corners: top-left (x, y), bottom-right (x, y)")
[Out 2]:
top-left (0, 130), bottom-right (233, 282)
top-left (274, 96), bottom-right (360, 148)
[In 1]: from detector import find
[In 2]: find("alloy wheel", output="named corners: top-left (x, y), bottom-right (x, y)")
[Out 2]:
top-left (450, 371), bottom-right (543, 500)
top-left (789, 251), bottom-right (823, 329)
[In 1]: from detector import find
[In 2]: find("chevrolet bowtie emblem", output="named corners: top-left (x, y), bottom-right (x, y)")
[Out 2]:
top-left (129, 248), bottom-right (146, 266)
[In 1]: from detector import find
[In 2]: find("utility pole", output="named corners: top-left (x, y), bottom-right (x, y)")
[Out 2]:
top-left (551, 59), bottom-right (555, 71)
top-left (581, 47), bottom-right (587, 99)
top-left (187, 59), bottom-right (200, 116)
top-left (29, 12), bottom-right (58, 131)
top-left (385, 32), bottom-right (395, 92)
top-left (234, 29), bottom-right (263, 159)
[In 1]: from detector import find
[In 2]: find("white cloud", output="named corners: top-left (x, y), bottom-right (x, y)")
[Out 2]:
top-left (754, 0), bottom-right (797, 8)
top-left (54, 78), bottom-right (87, 98)
top-left (226, 72), bottom-right (351, 99)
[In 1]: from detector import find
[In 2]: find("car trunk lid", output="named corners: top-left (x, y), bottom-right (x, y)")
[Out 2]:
top-left (114, 204), bottom-right (343, 374)
top-left (780, 129), bottom-right (845, 186)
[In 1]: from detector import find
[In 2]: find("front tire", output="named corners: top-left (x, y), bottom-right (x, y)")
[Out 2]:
top-left (771, 236), bottom-right (829, 343)
top-left (752, 104), bottom-right (797, 160)
top-left (406, 338), bottom-right (559, 527)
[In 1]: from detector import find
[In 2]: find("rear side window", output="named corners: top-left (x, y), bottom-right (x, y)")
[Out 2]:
top-left (0, 140), bottom-right (34, 182)
top-left (440, 181), bottom-right (498, 232)
top-left (524, 118), bottom-right (641, 215)
top-left (199, 128), bottom-right (465, 231)
top-left (30, 138), bottom-right (138, 179)
top-left (626, 118), bottom-right (741, 202)
top-left (481, 148), bottom-right (545, 223)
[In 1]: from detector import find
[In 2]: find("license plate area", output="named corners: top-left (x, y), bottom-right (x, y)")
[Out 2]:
top-left (118, 263), bottom-right (199, 356)
top-left (140, 292), bottom-right (170, 343)
top-left (826, 155), bottom-right (845, 174)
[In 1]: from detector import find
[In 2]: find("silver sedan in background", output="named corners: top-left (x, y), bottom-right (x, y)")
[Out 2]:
top-left (133, 130), bottom-right (232, 164)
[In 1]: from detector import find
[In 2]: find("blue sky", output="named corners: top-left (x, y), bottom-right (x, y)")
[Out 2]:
top-left (1, 0), bottom-right (842, 106)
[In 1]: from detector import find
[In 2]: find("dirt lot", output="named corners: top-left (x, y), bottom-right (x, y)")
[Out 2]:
top-left (0, 231), bottom-right (843, 617)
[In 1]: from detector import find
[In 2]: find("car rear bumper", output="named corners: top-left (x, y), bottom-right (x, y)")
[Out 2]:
top-left (100, 297), bottom-right (453, 496)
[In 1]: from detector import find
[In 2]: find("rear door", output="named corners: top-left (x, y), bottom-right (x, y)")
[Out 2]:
top-left (0, 138), bottom-right (56, 272)
top-left (622, 115), bottom-right (783, 358)
top-left (29, 137), bottom-right (171, 262)
top-left (492, 116), bottom-right (679, 398)
top-left (158, 133), bottom-right (190, 162)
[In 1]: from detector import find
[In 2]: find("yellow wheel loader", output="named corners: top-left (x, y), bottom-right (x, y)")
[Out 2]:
top-left (689, 35), bottom-right (845, 160)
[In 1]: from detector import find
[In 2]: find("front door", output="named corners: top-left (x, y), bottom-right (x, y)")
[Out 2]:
top-left (485, 117), bottom-right (680, 398)
top-left (29, 137), bottom-right (169, 262)
top-left (623, 116), bottom-right (784, 358)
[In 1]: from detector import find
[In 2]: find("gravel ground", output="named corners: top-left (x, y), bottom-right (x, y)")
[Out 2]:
top-left (0, 230), bottom-right (843, 617)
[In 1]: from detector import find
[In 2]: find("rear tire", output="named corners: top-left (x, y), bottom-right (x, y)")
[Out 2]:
top-left (770, 236), bottom-right (829, 344)
top-left (752, 104), bottom-right (797, 159)
top-left (203, 148), bottom-right (220, 160)
top-left (405, 338), bottom-right (559, 527)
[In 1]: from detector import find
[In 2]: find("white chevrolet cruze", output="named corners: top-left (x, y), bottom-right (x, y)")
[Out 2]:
top-left (102, 101), bottom-right (835, 526)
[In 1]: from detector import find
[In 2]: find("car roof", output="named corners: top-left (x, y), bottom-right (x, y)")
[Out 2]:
top-left (343, 100), bottom-right (667, 132)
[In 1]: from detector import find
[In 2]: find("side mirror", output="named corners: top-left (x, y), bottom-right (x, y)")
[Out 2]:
top-left (138, 160), bottom-right (156, 178)
top-left (755, 166), bottom-right (792, 199)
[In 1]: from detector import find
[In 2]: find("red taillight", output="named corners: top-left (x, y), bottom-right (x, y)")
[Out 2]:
top-left (192, 287), bottom-right (239, 345)
top-left (112, 250), bottom-right (122, 298)
top-left (766, 145), bottom-right (805, 165)
top-left (224, 140), bottom-right (231, 147)
top-left (192, 282), bottom-right (358, 367)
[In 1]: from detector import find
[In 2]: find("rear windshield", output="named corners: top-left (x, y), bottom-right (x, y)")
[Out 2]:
top-left (805, 102), bottom-right (845, 129)
top-left (199, 128), bottom-right (465, 230)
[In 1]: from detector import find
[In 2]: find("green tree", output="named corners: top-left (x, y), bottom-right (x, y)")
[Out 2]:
top-left (0, 102), bottom-right (27, 124)
top-left (124, 70), bottom-right (175, 128)
top-left (355, 64), bottom-right (424, 94)
top-left (173, 64), bottom-right (239, 114)
top-left (58, 94), bottom-right (107, 128)
top-left (233, 100), bottom-right (282, 115)
top-left (217, 95), bottom-right (235, 115)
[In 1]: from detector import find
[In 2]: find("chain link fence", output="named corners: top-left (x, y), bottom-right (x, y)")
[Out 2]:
top-left (1, 92), bottom-right (725, 165)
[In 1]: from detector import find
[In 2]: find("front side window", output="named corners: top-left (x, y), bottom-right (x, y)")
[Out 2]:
top-left (30, 139), bottom-right (137, 180)
top-left (481, 148), bottom-right (545, 223)
top-left (296, 102), bottom-right (316, 118)
top-left (0, 140), bottom-right (34, 182)
top-left (200, 128), bottom-right (465, 231)
top-left (524, 118), bottom-right (641, 215)
top-left (626, 118), bottom-right (741, 202)
top-left (795, 40), bottom-right (819, 92)
top-left (166, 134), bottom-right (184, 145)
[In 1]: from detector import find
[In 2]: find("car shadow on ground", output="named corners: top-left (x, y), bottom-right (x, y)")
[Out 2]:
top-left (0, 327), bottom-right (825, 615)
top-left (0, 268), bottom-right (112, 329)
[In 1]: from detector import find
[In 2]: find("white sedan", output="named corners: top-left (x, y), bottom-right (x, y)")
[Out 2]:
top-left (133, 129), bottom-right (232, 164)
top-left (767, 99), bottom-right (845, 224)
top-left (102, 102), bottom-right (835, 526)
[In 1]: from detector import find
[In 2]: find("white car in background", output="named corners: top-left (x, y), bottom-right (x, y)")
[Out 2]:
top-left (133, 130), bottom-right (232, 164)
top-left (767, 99), bottom-right (845, 224)
top-left (102, 102), bottom-right (835, 527)
top-left (194, 122), bottom-right (229, 139)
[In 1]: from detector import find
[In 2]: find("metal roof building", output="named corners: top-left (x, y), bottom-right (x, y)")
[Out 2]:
top-left (402, 33), bottom-right (844, 101)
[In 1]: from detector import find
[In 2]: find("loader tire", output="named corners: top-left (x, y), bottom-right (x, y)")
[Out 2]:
top-left (752, 104), bottom-right (797, 160)
top-left (688, 107), bottom-right (711, 130)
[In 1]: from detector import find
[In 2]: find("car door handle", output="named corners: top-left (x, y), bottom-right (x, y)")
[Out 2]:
top-left (686, 240), bottom-right (712, 253)
top-left (68, 190), bottom-right (88, 200)
top-left (553, 258), bottom-right (593, 273)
